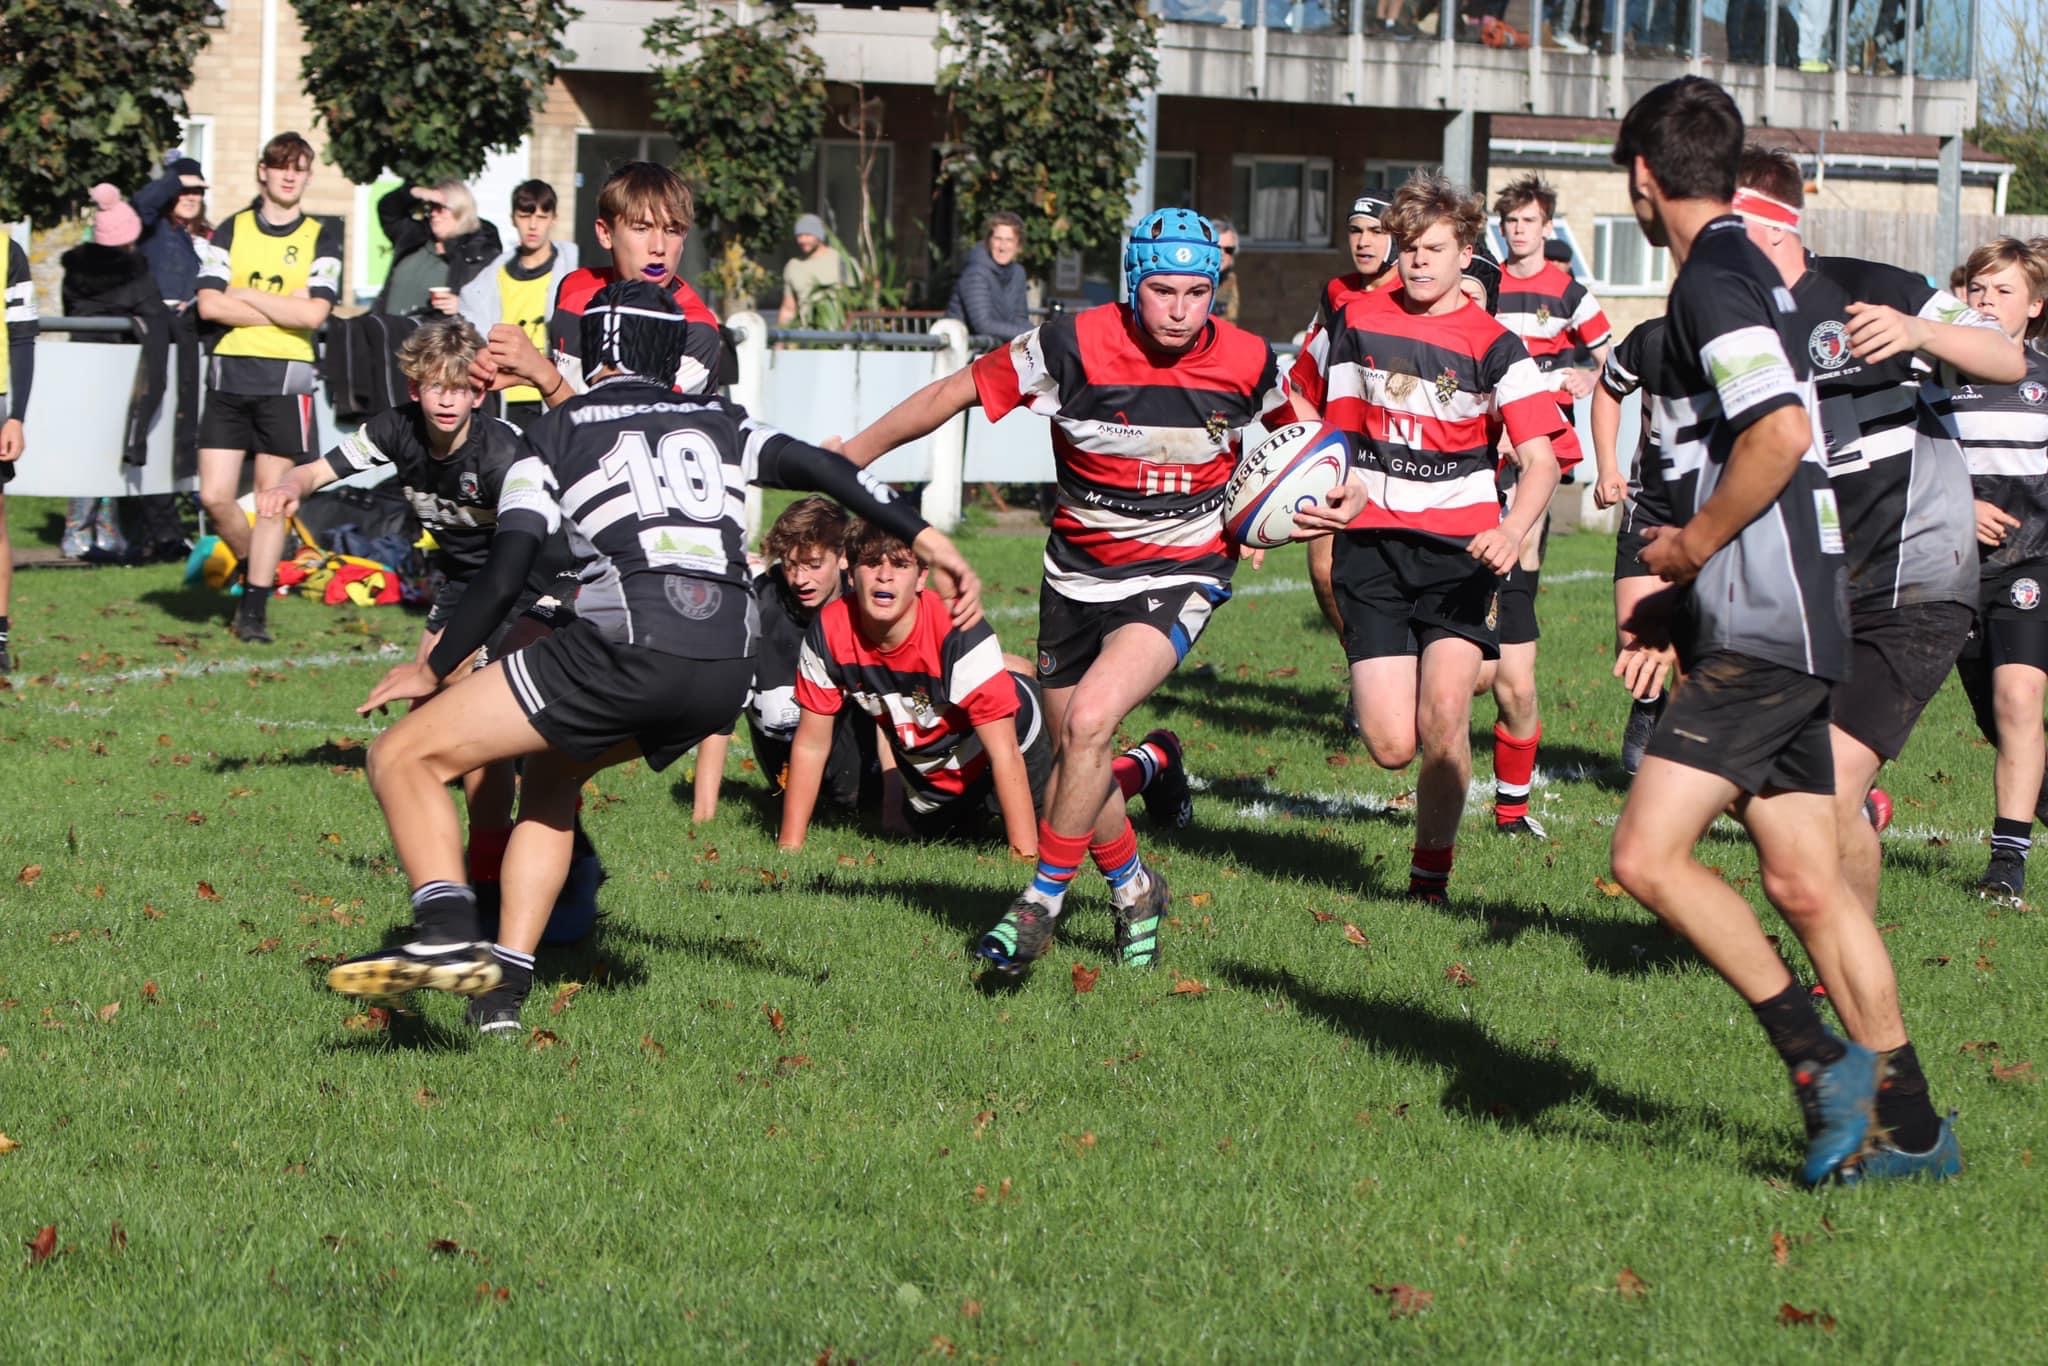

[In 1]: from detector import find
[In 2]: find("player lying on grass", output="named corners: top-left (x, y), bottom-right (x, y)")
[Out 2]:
top-left (1287, 170), bottom-right (1564, 904)
top-left (255, 319), bottom-right (603, 931)
top-left (1605, 76), bottom-right (1957, 1185)
top-left (777, 518), bottom-right (1049, 855)
top-left (690, 496), bottom-right (876, 823)
top-left (328, 281), bottom-right (980, 1034)
top-left (832, 207), bottom-right (1262, 975)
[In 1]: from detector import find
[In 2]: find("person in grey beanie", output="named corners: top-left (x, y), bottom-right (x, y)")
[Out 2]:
top-left (779, 212), bottom-right (852, 328)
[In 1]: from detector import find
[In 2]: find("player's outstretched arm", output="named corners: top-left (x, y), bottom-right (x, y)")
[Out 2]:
top-left (776, 707), bottom-right (837, 850)
top-left (976, 716), bottom-right (1039, 861)
top-left (254, 457), bottom-right (337, 522)
top-left (837, 366), bottom-right (980, 469)
top-left (1642, 404), bottom-right (1810, 585)
top-left (1589, 385), bottom-right (1627, 509)
top-left (1844, 300), bottom-right (2025, 381)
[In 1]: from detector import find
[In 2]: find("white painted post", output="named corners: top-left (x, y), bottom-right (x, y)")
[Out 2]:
top-left (726, 309), bottom-right (769, 544)
top-left (923, 319), bottom-right (970, 532)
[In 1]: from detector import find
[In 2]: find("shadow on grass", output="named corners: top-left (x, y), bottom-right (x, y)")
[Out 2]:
top-left (319, 1008), bottom-right (474, 1054)
top-left (1438, 891), bottom-right (1699, 978)
top-left (1218, 960), bottom-right (1786, 1175)
top-left (1150, 814), bottom-right (1401, 898)
top-left (139, 584), bottom-right (232, 626)
top-left (213, 740), bottom-right (367, 774)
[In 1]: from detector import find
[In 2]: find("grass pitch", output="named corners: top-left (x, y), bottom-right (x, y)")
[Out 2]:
top-left (2, 494), bottom-right (2044, 1359)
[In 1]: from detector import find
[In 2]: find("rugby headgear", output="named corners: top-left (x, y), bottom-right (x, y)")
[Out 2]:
top-left (580, 279), bottom-right (687, 384)
top-left (1123, 208), bottom-right (1222, 308)
top-left (1349, 194), bottom-right (1392, 223)
top-left (1463, 244), bottom-right (1503, 316)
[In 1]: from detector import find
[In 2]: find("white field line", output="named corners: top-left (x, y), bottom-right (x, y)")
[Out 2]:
top-left (28, 644), bottom-right (404, 693)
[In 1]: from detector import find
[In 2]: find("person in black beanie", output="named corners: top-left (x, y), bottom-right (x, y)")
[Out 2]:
top-left (130, 151), bottom-right (212, 556)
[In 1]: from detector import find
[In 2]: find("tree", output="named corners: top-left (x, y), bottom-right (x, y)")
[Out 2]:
top-left (646, 1), bottom-right (828, 307)
top-left (291, 0), bottom-right (578, 185)
top-left (0, 0), bottom-right (214, 227)
top-left (934, 0), bottom-right (1161, 272)
top-left (1972, 0), bottom-right (2048, 214)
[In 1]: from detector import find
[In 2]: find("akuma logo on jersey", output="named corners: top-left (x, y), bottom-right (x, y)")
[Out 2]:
top-left (2021, 380), bottom-right (2046, 406)
top-left (2013, 578), bottom-right (2041, 611)
top-left (1808, 320), bottom-right (1852, 371)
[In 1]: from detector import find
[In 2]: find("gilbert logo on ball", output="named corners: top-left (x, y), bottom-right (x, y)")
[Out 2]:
top-left (1224, 422), bottom-right (1353, 550)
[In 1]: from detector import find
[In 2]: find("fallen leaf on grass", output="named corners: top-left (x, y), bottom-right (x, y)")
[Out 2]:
top-left (1616, 1267), bottom-right (1649, 1299)
top-left (248, 937), bottom-right (281, 955)
top-left (17, 865), bottom-right (42, 887)
top-left (143, 904), bottom-right (163, 920)
top-left (1991, 1060), bottom-right (2037, 1084)
top-left (640, 1034), bottom-right (667, 1060)
top-left (1170, 976), bottom-right (1208, 997)
top-left (775, 1054), bottom-right (813, 1075)
top-left (108, 1221), bottom-right (126, 1253)
top-left (1443, 962), bottom-right (1476, 988)
top-left (0, 1133), bottom-right (19, 1154)
top-left (429, 1238), bottom-right (466, 1256)
top-left (1343, 923), bottom-right (1369, 947)
top-left (1371, 1282), bottom-right (1433, 1318)
top-left (142, 981), bottom-right (159, 1004)
top-left (1593, 876), bottom-right (1625, 897)
top-left (341, 1007), bottom-right (391, 1032)
top-left (1777, 1303), bottom-right (1836, 1332)
top-left (1958, 1040), bottom-right (2000, 1055)
top-left (1187, 892), bottom-right (1213, 908)
top-left (96, 1001), bottom-right (120, 1023)
top-left (1310, 910), bottom-right (1335, 923)
top-left (527, 1029), bottom-right (560, 1051)
top-left (549, 982), bottom-right (581, 1015)
top-left (764, 1004), bottom-right (787, 1035)
top-left (1772, 1231), bottom-right (1791, 1267)
top-left (413, 1088), bottom-right (438, 1108)
top-left (1325, 752), bottom-right (1352, 767)
top-left (961, 1300), bottom-right (982, 1318)
top-left (1071, 963), bottom-right (1100, 994)
top-left (476, 1281), bottom-right (510, 1302)
top-left (196, 881), bottom-right (221, 902)
top-left (27, 1225), bottom-right (57, 1266)
top-left (971, 1110), bottom-right (994, 1138)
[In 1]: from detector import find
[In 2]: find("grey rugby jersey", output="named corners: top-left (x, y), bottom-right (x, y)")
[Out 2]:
top-left (1793, 257), bottom-right (1987, 612)
top-left (1949, 351), bottom-right (2048, 573)
top-left (1653, 217), bottom-right (1849, 681)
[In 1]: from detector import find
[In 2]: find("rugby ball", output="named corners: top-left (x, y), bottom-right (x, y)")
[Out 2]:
top-left (1223, 422), bottom-right (1353, 549)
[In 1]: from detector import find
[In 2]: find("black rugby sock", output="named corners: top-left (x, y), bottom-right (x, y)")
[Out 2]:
top-left (1752, 981), bottom-right (1846, 1069)
top-left (1876, 1043), bottom-right (1942, 1152)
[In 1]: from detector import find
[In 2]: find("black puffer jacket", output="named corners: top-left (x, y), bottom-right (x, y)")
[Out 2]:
top-left (60, 243), bottom-right (173, 466)
top-left (372, 184), bottom-right (503, 313)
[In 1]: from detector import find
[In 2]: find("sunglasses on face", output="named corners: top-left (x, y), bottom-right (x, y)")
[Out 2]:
top-left (1221, 246), bottom-right (1237, 256)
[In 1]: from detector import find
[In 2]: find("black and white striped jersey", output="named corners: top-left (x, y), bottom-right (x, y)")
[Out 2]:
top-left (1600, 317), bottom-right (1674, 530)
top-left (498, 376), bottom-right (909, 659)
top-left (1653, 217), bottom-right (1849, 681)
top-left (1949, 351), bottom-right (2048, 573)
top-left (1793, 257), bottom-right (1985, 611)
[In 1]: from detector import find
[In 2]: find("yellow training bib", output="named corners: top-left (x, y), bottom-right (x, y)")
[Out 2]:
top-left (497, 264), bottom-right (552, 405)
top-left (214, 210), bottom-right (328, 363)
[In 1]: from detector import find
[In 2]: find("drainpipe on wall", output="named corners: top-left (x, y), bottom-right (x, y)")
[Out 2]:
top-left (259, 0), bottom-right (278, 147)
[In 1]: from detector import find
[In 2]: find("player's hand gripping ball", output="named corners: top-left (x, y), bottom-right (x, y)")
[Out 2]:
top-left (1223, 422), bottom-right (1352, 549)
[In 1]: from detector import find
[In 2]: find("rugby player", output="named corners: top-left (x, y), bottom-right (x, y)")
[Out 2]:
top-left (1605, 77), bottom-right (1957, 1185)
top-left (835, 208), bottom-right (1272, 973)
top-left (326, 282), bottom-right (979, 1032)
top-left (193, 132), bottom-right (342, 643)
top-left (1289, 172), bottom-right (1565, 903)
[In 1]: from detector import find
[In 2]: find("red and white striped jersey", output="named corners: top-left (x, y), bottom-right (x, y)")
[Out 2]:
top-left (1495, 260), bottom-right (1611, 369)
top-left (795, 589), bottom-right (1021, 813)
top-left (1282, 271), bottom-right (1397, 416)
top-left (971, 303), bottom-right (1283, 602)
top-left (1322, 287), bottom-right (1567, 542)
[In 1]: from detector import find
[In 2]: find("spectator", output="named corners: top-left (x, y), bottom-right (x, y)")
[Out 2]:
top-left (457, 179), bottom-right (579, 431)
top-left (1793, 0), bottom-right (1833, 70)
top-left (1210, 217), bottom-right (1241, 323)
top-left (944, 211), bottom-right (1031, 341)
top-left (60, 186), bottom-right (183, 561)
top-left (131, 154), bottom-right (210, 554)
top-left (374, 180), bottom-right (502, 318)
top-left (0, 231), bottom-right (37, 673)
top-left (779, 212), bottom-right (851, 328)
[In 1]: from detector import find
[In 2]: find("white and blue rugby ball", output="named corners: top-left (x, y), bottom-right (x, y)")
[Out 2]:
top-left (1223, 421), bottom-right (1352, 549)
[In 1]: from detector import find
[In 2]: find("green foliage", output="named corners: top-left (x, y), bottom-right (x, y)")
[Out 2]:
top-left (646, 1), bottom-right (827, 302)
top-left (0, 0), bottom-right (214, 228)
top-left (935, 0), bottom-right (1160, 272)
top-left (290, 0), bottom-right (577, 184)
top-left (1970, 125), bottom-right (2048, 215)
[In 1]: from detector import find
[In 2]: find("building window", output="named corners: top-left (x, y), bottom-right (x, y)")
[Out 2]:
top-left (1359, 161), bottom-right (1425, 197)
top-left (175, 115), bottom-right (215, 219)
top-left (1592, 215), bottom-right (1671, 293)
top-left (572, 131), bottom-right (706, 283)
top-left (1154, 152), bottom-right (1195, 212)
top-left (1230, 156), bottom-right (1333, 246)
top-left (803, 139), bottom-right (894, 246)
